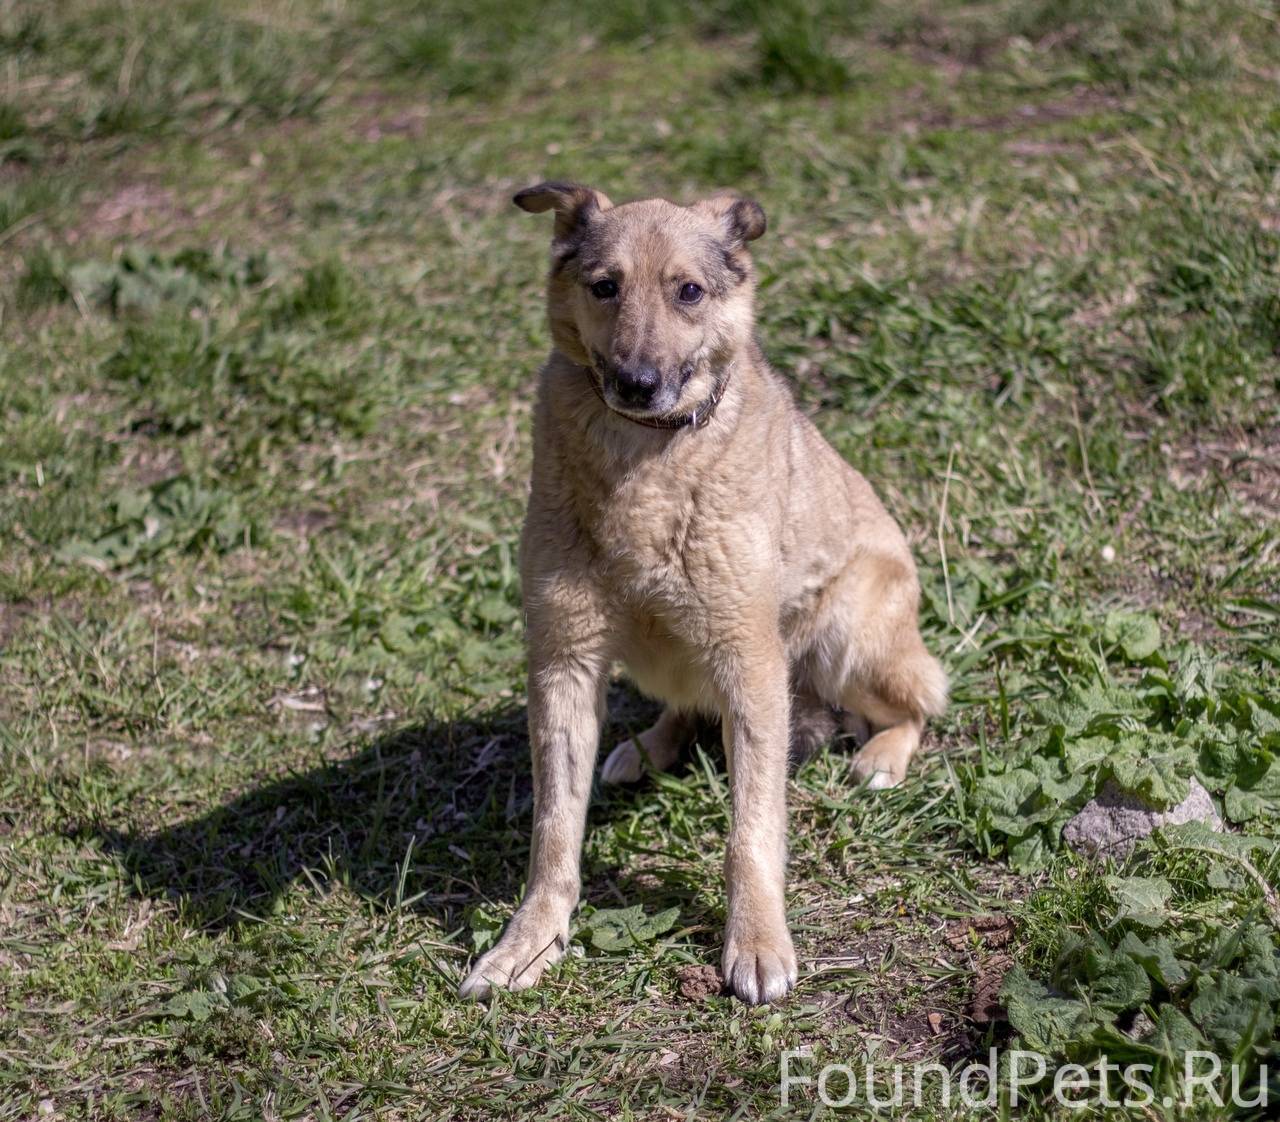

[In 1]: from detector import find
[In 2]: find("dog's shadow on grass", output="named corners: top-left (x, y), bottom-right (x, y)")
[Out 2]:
top-left (93, 686), bottom-right (679, 935)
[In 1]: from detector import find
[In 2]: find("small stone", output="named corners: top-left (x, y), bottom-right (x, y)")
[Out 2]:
top-left (1062, 778), bottom-right (1221, 860)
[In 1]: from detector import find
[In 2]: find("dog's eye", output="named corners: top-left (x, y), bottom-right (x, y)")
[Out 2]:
top-left (590, 279), bottom-right (618, 300)
top-left (677, 282), bottom-right (704, 305)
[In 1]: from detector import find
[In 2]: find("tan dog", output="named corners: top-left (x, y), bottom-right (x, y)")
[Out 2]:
top-left (459, 183), bottom-right (947, 1005)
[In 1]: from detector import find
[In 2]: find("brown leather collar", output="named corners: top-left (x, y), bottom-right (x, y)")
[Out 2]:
top-left (584, 362), bottom-right (731, 431)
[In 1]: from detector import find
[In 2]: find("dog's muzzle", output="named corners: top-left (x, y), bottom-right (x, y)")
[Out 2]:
top-left (589, 350), bottom-right (694, 418)
top-left (587, 351), bottom-right (725, 431)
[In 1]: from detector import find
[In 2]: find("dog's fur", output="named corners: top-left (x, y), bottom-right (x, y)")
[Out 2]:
top-left (459, 183), bottom-right (947, 1005)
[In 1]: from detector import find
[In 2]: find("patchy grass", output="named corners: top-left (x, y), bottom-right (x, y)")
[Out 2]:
top-left (1, 0), bottom-right (1278, 1118)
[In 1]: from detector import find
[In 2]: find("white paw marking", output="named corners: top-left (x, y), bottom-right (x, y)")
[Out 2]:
top-left (852, 746), bottom-right (904, 790)
top-left (722, 934), bottom-right (798, 1006)
top-left (459, 929), bottom-right (565, 1000)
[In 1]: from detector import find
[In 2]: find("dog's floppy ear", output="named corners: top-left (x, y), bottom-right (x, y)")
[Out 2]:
top-left (694, 191), bottom-right (767, 247)
top-left (513, 181), bottom-right (613, 240)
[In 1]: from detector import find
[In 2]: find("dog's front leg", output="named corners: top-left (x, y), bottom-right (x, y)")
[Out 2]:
top-left (459, 640), bottom-right (606, 999)
top-left (718, 637), bottom-right (797, 1005)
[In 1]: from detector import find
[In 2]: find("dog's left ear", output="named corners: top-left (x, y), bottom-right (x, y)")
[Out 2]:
top-left (513, 181), bottom-right (613, 240)
top-left (694, 191), bottom-right (767, 247)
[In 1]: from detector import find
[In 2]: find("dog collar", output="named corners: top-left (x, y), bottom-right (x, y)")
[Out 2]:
top-left (583, 363), bottom-right (731, 431)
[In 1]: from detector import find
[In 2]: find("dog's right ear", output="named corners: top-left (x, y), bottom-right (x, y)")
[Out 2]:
top-left (513, 182), bottom-right (612, 240)
top-left (693, 191), bottom-right (767, 248)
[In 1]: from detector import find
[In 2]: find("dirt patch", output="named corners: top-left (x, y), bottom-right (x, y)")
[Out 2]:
top-left (969, 955), bottom-right (1013, 1025)
top-left (1102, 566), bottom-right (1227, 643)
top-left (946, 915), bottom-right (1016, 1026)
top-left (803, 907), bottom-right (1005, 1062)
top-left (815, 981), bottom-right (974, 1063)
top-left (1004, 138), bottom-right (1082, 158)
top-left (942, 910), bottom-right (1018, 1023)
top-left (274, 507), bottom-right (339, 539)
top-left (68, 183), bottom-right (191, 245)
top-left (677, 964), bottom-right (724, 1001)
top-left (800, 884), bottom-right (1028, 1061)
top-left (358, 106), bottom-right (430, 142)
top-left (910, 87), bottom-right (1125, 135)
top-left (946, 913), bottom-right (1015, 951)
top-left (1167, 423), bottom-right (1280, 517)
top-left (0, 600), bottom-right (35, 648)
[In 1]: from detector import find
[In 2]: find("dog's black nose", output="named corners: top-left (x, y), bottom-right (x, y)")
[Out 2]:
top-left (614, 363), bottom-right (660, 407)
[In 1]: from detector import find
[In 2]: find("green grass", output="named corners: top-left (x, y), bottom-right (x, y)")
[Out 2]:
top-left (2, 0), bottom-right (1278, 1118)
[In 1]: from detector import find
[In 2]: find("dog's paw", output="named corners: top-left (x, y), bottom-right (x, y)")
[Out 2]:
top-left (601, 738), bottom-right (646, 785)
top-left (722, 926), bottom-right (798, 1005)
top-left (601, 724), bottom-right (683, 785)
top-left (851, 740), bottom-right (905, 790)
top-left (459, 926), bottom-right (566, 1001)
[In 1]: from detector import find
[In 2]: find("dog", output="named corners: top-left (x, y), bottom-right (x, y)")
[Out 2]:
top-left (459, 182), bottom-right (947, 1005)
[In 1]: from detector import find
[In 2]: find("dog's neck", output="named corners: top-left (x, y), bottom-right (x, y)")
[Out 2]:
top-left (579, 361), bottom-right (733, 432)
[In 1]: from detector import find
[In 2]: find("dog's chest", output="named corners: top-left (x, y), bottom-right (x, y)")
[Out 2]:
top-left (592, 485), bottom-right (726, 710)
top-left (615, 612), bottom-right (714, 711)
top-left (589, 471), bottom-right (703, 593)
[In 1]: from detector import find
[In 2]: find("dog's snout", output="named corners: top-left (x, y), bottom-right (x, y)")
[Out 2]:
top-left (614, 362), bottom-right (661, 406)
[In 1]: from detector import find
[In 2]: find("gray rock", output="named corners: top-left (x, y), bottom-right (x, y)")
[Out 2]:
top-left (1062, 777), bottom-right (1222, 860)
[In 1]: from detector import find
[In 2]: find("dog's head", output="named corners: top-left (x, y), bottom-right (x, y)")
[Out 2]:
top-left (515, 182), bottom-right (765, 422)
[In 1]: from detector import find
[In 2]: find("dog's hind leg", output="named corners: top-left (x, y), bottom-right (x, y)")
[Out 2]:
top-left (811, 554), bottom-right (948, 790)
top-left (839, 709), bottom-right (871, 748)
top-left (601, 707), bottom-right (696, 785)
top-left (787, 681), bottom-right (838, 771)
top-left (842, 634), bottom-right (947, 789)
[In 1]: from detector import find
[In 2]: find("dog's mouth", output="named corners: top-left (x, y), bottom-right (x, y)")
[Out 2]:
top-left (588, 350), bottom-right (694, 420)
